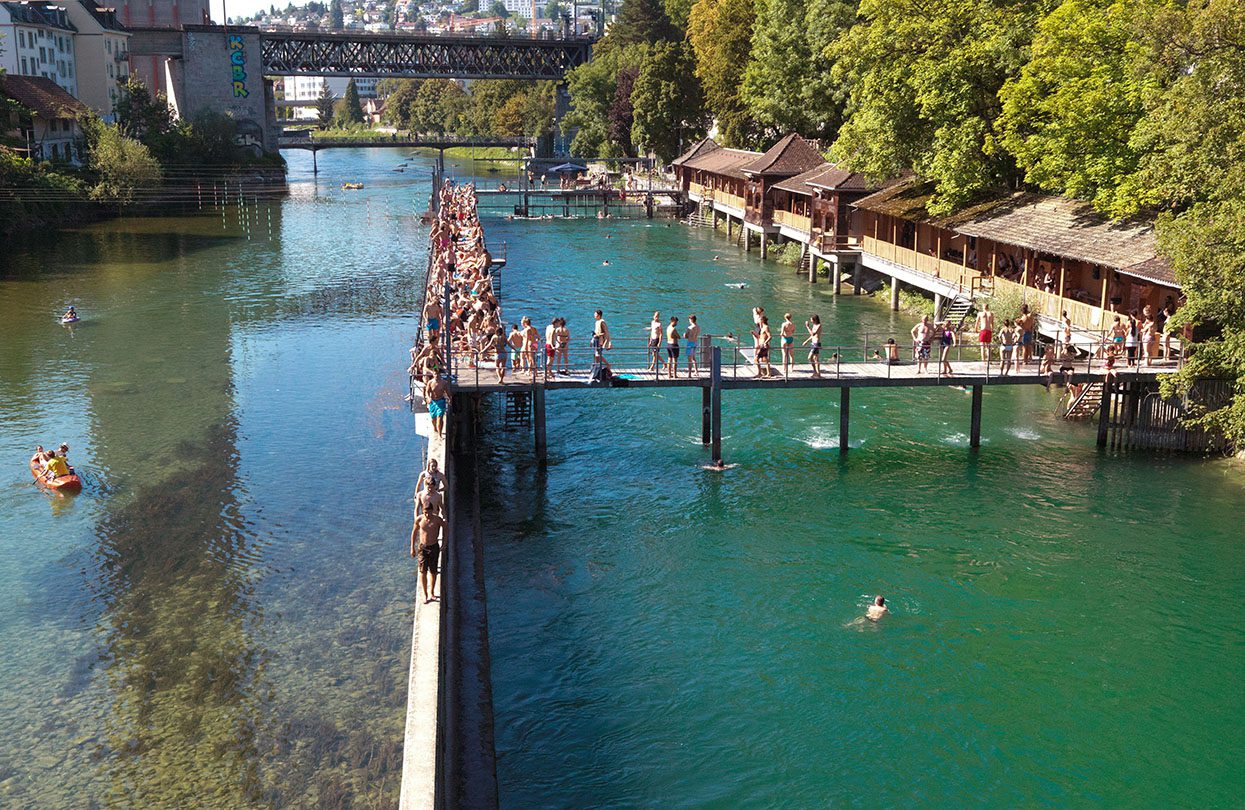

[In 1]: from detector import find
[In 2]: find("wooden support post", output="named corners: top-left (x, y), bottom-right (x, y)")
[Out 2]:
top-left (727, 214), bottom-right (733, 239)
top-left (808, 252), bottom-right (817, 284)
top-left (839, 387), bottom-right (850, 454)
top-left (533, 385), bottom-right (547, 463)
top-left (311, 148), bottom-right (318, 175)
top-left (853, 262), bottom-right (862, 295)
top-left (890, 276), bottom-right (900, 311)
top-left (701, 386), bottom-right (711, 445)
top-left (710, 347), bottom-right (722, 463)
top-left (1097, 380), bottom-right (1112, 448)
top-left (744, 228), bottom-right (752, 252)
top-left (934, 293), bottom-right (944, 319)
top-left (760, 233), bottom-right (768, 259)
top-left (969, 384), bottom-right (983, 449)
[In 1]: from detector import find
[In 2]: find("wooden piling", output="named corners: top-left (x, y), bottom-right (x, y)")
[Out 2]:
top-left (710, 347), bottom-right (722, 463)
top-left (701, 387), bottom-right (711, 444)
top-left (1097, 380), bottom-right (1112, 448)
top-left (808, 253), bottom-right (817, 284)
top-left (970, 385), bottom-right (983, 449)
top-left (533, 385), bottom-right (547, 463)
top-left (890, 277), bottom-right (900, 311)
top-left (839, 388), bottom-right (850, 454)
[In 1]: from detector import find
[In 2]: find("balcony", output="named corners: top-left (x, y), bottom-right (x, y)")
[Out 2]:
top-left (773, 209), bottom-right (811, 234)
top-left (861, 234), bottom-right (985, 296)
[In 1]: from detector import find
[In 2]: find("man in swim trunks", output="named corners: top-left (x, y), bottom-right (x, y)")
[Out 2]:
top-left (665, 316), bottom-right (681, 379)
top-left (910, 315), bottom-right (932, 373)
top-left (867, 595), bottom-right (888, 622)
top-left (507, 323), bottom-right (523, 372)
top-left (424, 297), bottom-right (442, 340)
top-left (592, 309), bottom-right (612, 370)
top-left (545, 317), bottom-right (558, 381)
top-left (684, 314), bottom-right (701, 376)
top-left (411, 504), bottom-right (446, 603)
top-left (425, 375), bottom-right (450, 436)
top-left (804, 314), bottom-right (823, 378)
top-left (975, 303), bottom-right (994, 362)
top-left (1018, 305), bottom-right (1036, 365)
top-left (648, 311), bottom-right (663, 372)
top-left (521, 317), bottom-right (540, 381)
top-left (752, 315), bottom-right (773, 378)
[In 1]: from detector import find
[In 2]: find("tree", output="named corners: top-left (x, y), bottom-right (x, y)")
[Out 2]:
top-left (408, 79), bottom-right (470, 133)
top-left (544, 1), bottom-right (566, 18)
top-left (82, 117), bottom-right (162, 203)
top-left (827, 0), bottom-right (1047, 214)
top-left (379, 79), bottom-right (421, 128)
top-left (493, 94), bottom-right (527, 135)
top-left (688, 0), bottom-right (759, 146)
top-left (995, 0), bottom-right (1161, 217)
top-left (316, 82), bottom-right (336, 128)
top-left (563, 44), bottom-right (647, 157)
top-left (115, 78), bottom-right (175, 144)
top-left (329, 0), bottom-right (344, 29)
top-left (607, 0), bottom-right (677, 47)
top-left (630, 41), bottom-right (706, 162)
top-left (336, 78), bottom-right (365, 126)
top-left (607, 66), bottom-right (639, 155)
top-left (490, 0), bottom-right (510, 17)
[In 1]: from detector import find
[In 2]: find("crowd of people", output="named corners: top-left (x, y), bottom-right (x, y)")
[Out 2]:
top-left (29, 443), bottom-right (74, 481)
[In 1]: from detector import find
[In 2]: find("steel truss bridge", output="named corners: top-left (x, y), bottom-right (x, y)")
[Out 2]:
top-left (260, 31), bottom-right (594, 80)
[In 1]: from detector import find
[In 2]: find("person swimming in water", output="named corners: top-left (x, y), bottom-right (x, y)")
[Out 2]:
top-left (866, 595), bottom-right (889, 621)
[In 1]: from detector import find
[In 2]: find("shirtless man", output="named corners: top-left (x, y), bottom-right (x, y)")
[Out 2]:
top-left (1017, 305), bottom-right (1036, 365)
top-left (415, 458), bottom-right (446, 515)
top-left (665, 316), bottom-right (681, 379)
top-left (490, 328), bottom-right (507, 384)
top-left (647, 311), bottom-right (663, 372)
top-left (910, 315), bottom-right (933, 374)
top-left (975, 303), bottom-right (994, 362)
top-left (804, 314), bottom-right (823, 378)
top-left (507, 323), bottom-right (524, 372)
top-left (752, 316), bottom-right (773, 378)
top-left (521, 317), bottom-right (540, 381)
top-left (592, 309), bottom-right (612, 370)
top-left (424, 297), bottom-right (443, 341)
top-left (780, 313), bottom-right (797, 378)
top-left (866, 595), bottom-right (889, 622)
top-left (425, 375), bottom-right (450, 436)
top-left (411, 504), bottom-right (446, 604)
top-left (544, 318), bottom-right (558, 380)
top-left (684, 314), bottom-right (701, 377)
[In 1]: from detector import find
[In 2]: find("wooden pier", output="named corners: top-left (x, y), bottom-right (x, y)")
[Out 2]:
top-left (440, 342), bottom-right (1173, 461)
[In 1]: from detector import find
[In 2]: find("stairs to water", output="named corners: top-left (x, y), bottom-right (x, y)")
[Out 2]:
top-left (1063, 381), bottom-right (1104, 420)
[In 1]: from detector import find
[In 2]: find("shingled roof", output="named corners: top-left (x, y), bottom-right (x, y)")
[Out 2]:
top-left (741, 134), bottom-right (824, 178)
top-left (672, 137), bottom-right (721, 167)
top-left (0, 75), bottom-right (90, 119)
top-left (854, 179), bottom-right (1175, 286)
top-left (773, 162), bottom-right (873, 195)
top-left (677, 141), bottom-right (763, 180)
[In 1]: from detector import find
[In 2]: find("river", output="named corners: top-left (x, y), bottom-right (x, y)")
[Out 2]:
top-left (2, 148), bottom-right (1243, 807)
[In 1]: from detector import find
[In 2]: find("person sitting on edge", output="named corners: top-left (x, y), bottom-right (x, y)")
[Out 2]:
top-left (867, 595), bottom-right (889, 622)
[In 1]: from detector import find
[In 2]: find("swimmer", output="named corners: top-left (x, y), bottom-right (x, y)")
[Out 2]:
top-left (866, 595), bottom-right (888, 622)
top-left (702, 458), bottom-right (737, 471)
top-left (602, 260), bottom-right (611, 266)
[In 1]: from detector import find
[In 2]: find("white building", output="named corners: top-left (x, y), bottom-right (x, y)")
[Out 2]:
top-left (0, 1), bottom-right (79, 98)
top-left (63, 0), bottom-right (129, 120)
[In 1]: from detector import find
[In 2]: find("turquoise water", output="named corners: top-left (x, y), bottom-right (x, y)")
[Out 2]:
top-left (473, 217), bottom-right (1245, 805)
top-left (2, 148), bottom-right (1243, 807)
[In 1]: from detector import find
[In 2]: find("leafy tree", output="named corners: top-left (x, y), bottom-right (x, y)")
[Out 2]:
top-left (115, 78), bottom-right (175, 144)
top-left (607, 65), bottom-right (639, 155)
top-left (81, 116), bottom-right (162, 203)
top-left (408, 79), bottom-right (470, 133)
top-left (688, 0), bottom-right (758, 147)
top-left (379, 79), bottom-right (421, 128)
top-left (315, 82), bottom-right (336, 128)
top-left (563, 44), bottom-right (647, 157)
top-left (490, 0), bottom-right (510, 17)
top-left (1131, 0), bottom-right (1245, 443)
top-left (336, 78), bottom-right (365, 126)
top-left (630, 41), bottom-right (706, 162)
top-left (493, 94), bottom-right (527, 135)
top-left (608, 0), bottom-right (677, 47)
top-left (329, 0), bottom-right (344, 29)
top-left (828, 0), bottom-right (1047, 214)
top-left (995, 0), bottom-right (1161, 216)
top-left (544, 0), bottom-right (566, 18)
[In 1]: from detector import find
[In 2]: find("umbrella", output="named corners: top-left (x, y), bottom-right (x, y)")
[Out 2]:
top-left (548, 163), bottom-right (588, 173)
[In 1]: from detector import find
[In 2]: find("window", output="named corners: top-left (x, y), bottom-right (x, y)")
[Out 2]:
top-left (108, 64), bottom-right (114, 78)
top-left (18, 30), bottom-right (25, 47)
top-left (106, 39), bottom-right (112, 53)
top-left (21, 57), bottom-right (27, 73)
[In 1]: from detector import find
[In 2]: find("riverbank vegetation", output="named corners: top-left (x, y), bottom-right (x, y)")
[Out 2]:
top-left (378, 78), bottom-right (557, 139)
top-left (562, 0), bottom-right (1244, 443)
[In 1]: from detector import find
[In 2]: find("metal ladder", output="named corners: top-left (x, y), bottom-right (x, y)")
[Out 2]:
top-left (1063, 381), bottom-right (1105, 420)
top-left (685, 206), bottom-right (713, 227)
top-left (503, 390), bottom-right (531, 427)
top-left (943, 296), bottom-right (974, 328)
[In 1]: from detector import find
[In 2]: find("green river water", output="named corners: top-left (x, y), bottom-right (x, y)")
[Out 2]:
top-left (2, 149), bottom-right (1244, 808)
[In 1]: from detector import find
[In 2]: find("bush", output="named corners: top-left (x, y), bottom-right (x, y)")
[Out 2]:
top-left (878, 282), bottom-right (936, 318)
top-left (769, 240), bottom-right (803, 266)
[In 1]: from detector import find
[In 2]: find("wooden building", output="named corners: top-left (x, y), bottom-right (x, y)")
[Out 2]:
top-left (852, 180), bottom-right (1180, 338)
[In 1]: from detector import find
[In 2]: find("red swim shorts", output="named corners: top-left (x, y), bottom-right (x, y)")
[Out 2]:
top-left (979, 329), bottom-right (993, 343)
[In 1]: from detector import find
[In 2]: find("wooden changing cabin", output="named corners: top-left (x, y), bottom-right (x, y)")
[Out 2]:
top-left (852, 180), bottom-right (1181, 339)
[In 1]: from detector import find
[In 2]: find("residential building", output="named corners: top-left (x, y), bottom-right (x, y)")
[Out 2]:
top-left (63, 0), bottom-right (129, 120)
top-left (0, 73), bottom-right (89, 162)
top-left (0, 1), bottom-right (79, 97)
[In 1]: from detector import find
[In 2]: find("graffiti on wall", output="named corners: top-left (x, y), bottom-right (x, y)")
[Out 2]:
top-left (228, 34), bottom-right (249, 98)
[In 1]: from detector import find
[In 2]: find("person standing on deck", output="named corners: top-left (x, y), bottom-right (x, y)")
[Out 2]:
top-left (780, 313), bottom-right (797, 378)
top-left (555, 318), bottom-right (571, 374)
top-left (592, 309), bottom-right (613, 370)
top-left (507, 323), bottom-right (524, 373)
top-left (665, 316), bottom-right (681, 379)
top-left (545, 318), bottom-right (558, 381)
top-left (975, 303), bottom-right (994, 362)
top-left (752, 315), bottom-right (773, 378)
top-left (999, 319), bottom-right (1018, 376)
top-left (521, 317), bottom-right (540, 381)
top-left (804, 314), bottom-right (823, 378)
top-left (647, 311), bottom-right (663, 373)
top-left (1017, 306), bottom-right (1036, 365)
top-left (490, 327), bottom-right (508, 384)
top-left (411, 504), bottom-right (446, 604)
top-left (1062, 312), bottom-right (1075, 358)
top-left (425, 375), bottom-right (451, 437)
top-left (938, 321), bottom-right (957, 376)
top-left (684, 314), bottom-right (701, 377)
top-left (911, 315), bottom-right (933, 374)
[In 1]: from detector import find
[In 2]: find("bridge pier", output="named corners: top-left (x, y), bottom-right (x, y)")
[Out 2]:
top-left (839, 388), bottom-right (850, 454)
top-left (970, 385), bottom-right (983, 449)
top-left (1097, 380), bottom-right (1113, 448)
top-left (808, 254), bottom-right (818, 284)
top-left (710, 347), bottom-right (722, 464)
top-left (311, 148), bottom-right (318, 176)
top-left (533, 385), bottom-right (547, 463)
top-left (890, 276), bottom-right (900, 310)
top-left (727, 215), bottom-right (734, 240)
top-left (701, 387), bottom-right (711, 445)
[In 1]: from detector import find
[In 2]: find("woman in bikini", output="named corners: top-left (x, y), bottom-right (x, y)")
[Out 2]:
top-left (804, 314), bottom-right (823, 378)
top-left (780, 313), bottom-right (797, 378)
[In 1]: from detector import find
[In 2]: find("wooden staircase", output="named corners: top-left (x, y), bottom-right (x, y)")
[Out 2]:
top-left (685, 206), bottom-right (713, 228)
top-left (942, 296), bottom-right (974, 328)
top-left (796, 245), bottom-right (814, 276)
top-left (1063, 381), bottom-right (1104, 420)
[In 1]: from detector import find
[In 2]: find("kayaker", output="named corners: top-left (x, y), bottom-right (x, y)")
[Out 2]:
top-left (62, 306), bottom-right (77, 320)
top-left (30, 445), bottom-right (51, 467)
top-left (45, 452), bottom-right (71, 480)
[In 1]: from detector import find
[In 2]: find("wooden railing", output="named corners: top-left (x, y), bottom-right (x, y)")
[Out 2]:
top-left (773, 210), bottom-right (811, 233)
top-left (861, 235), bottom-right (985, 295)
top-left (687, 182), bottom-right (744, 211)
top-left (992, 277), bottom-right (1108, 332)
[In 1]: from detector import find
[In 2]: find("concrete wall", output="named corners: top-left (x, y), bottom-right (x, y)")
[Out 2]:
top-left (169, 27), bottom-right (274, 154)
